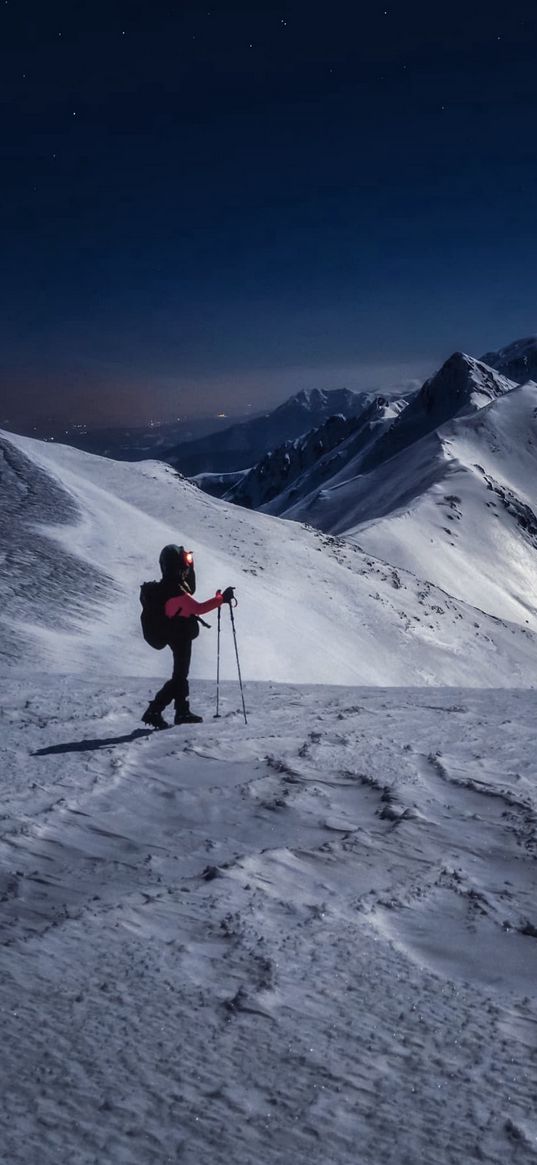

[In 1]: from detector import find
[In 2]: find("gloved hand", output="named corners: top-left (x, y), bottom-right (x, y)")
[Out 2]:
top-left (221, 586), bottom-right (235, 604)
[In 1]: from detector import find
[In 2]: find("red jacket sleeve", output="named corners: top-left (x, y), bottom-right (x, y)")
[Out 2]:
top-left (165, 592), bottom-right (223, 619)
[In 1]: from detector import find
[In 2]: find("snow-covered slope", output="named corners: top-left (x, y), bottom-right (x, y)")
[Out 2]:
top-left (298, 382), bottom-right (537, 631)
top-left (2, 427), bottom-right (537, 686)
top-left (481, 335), bottom-right (537, 385)
top-left (163, 387), bottom-right (372, 476)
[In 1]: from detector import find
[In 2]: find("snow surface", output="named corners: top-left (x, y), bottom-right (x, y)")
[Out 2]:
top-left (2, 425), bottom-right (537, 1164)
top-left (2, 679), bottom-right (537, 1165)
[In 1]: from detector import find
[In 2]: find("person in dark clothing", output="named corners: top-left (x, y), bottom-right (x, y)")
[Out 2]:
top-left (142, 545), bottom-right (234, 729)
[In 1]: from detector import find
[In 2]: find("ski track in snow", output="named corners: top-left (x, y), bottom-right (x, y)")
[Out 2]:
top-left (1, 678), bottom-right (536, 1165)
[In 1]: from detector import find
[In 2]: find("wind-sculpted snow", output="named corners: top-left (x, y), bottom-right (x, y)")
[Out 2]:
top-left (0, 437), bottom-right (116, 667)
top-left (1, 678), bottom-right (536, 1164)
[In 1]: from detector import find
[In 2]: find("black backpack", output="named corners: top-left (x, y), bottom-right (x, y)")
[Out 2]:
top-left (140, 581), bottom-right (169, 650)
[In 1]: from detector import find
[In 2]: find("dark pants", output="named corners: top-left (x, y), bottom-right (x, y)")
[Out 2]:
top-left (153, 640), bottom-right (193, 714)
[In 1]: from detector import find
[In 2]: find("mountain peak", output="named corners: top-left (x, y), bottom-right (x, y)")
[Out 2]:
top-left (353, 351), bottom-right (515, 479)
top-left (275, 387), bottom-right (358, 414)
top-left (288, 387), bottom-right (329, 409)
top-left (419, 351), bottom-right (514, 417)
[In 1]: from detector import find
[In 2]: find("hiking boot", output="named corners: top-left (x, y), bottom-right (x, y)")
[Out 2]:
top-left (142, 704), bottom-right (169, 730)
top-left (174, 709), bottom-right (203, 725)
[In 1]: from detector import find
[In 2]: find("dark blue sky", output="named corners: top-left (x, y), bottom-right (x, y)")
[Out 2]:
top-left (1, 0), bottom-right (537, 426)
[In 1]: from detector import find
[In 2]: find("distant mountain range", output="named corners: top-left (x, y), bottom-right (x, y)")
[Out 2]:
top-left (164, 388), bottom-right (382, 477)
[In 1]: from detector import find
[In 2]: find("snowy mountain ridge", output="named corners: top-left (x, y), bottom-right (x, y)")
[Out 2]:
top-left (207, 343), bottom-right (537, 637)
top-left (2, 425), bottom-right (537, 686)
top-left (355, 351), bottom-right (517, 478)
top-left (221, 351), bottom-right (515, 523)
top-left (224, 396), bottom-right (407, 513)
top-left (286, 379), bottom-right (537, 630)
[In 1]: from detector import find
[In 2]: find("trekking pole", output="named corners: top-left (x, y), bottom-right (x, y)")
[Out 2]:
top-left (228, 600), bottom-right (248, 725)
top-left (214, 604), bottom-right (221, 719)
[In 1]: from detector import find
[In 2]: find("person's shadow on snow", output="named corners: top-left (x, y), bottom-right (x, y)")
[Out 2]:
top-left (33, 729), bottom-right (152, 756)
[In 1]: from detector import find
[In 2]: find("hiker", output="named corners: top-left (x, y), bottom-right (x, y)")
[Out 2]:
top-left (141, 544), bottom-right (234, 728)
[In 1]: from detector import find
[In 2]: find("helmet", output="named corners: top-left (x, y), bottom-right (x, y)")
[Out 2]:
top-left (159, 544), bottom-right (193, 578)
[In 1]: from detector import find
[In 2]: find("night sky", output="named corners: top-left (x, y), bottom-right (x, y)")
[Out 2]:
top-left (2, 0), bottom-right (537, 428)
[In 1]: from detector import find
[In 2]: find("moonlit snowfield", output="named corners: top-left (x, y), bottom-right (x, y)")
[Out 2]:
top-left (1, 429), bottom-right (537, 1164)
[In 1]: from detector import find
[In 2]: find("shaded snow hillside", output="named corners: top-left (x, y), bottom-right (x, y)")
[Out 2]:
top-left (481, 335), bottom-right (537, 385)
top-left (294, 382), bottom-right (537, 631)
top-left (2, 427), bottom-right (537, 686)
top-left (162, 387), bottom-right (372, 477)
